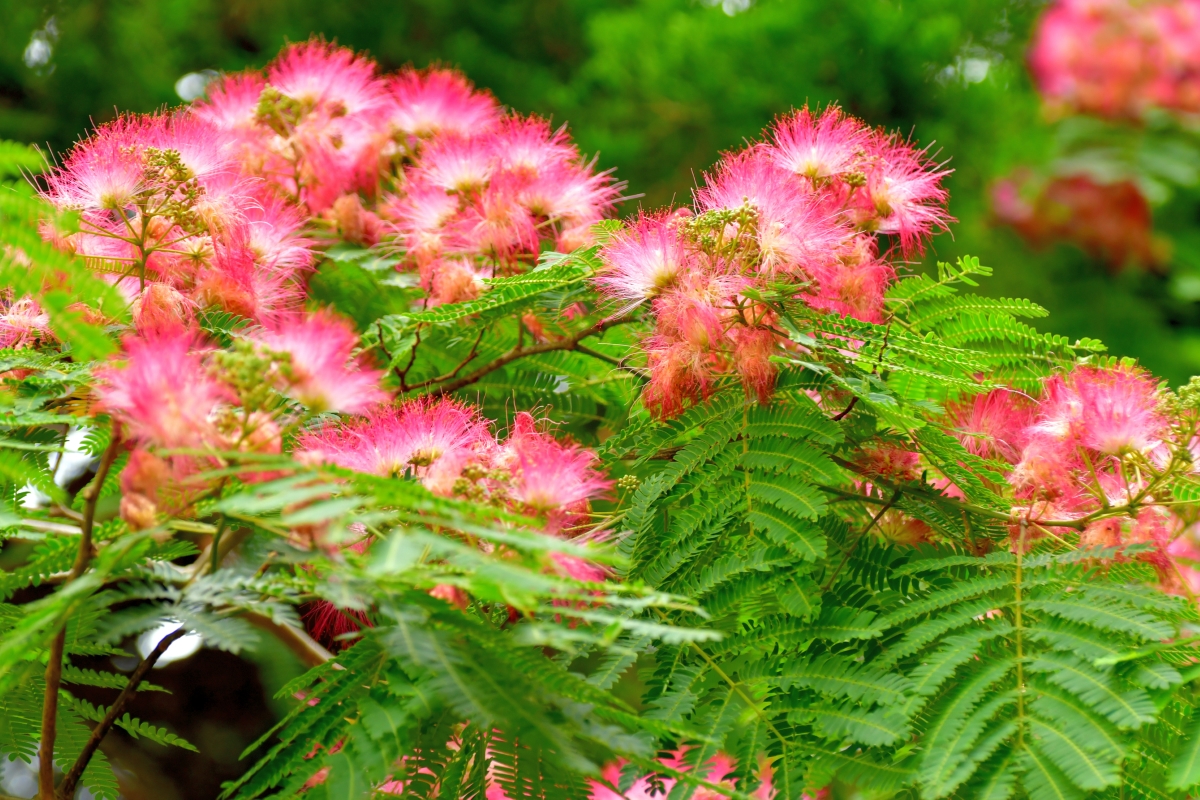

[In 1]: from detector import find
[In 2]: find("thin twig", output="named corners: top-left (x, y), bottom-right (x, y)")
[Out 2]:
top-left (17, 519), bottom-right (84, 536)
top-left (831, 396), bottom-right (858, 421)
top-left (55, 629), bottom-right (186, 800)
top-left (822, 488), bottom-right (902, 590)
top-left (422, 314), bottom-right (637, 395)
top-left (39, 433), bottom-right (121, 800)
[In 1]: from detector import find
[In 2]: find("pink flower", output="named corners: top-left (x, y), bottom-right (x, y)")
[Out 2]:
top-left (805, 252), bottom-right (894, 323)
top-left (501, 412), bottom-right (611, 532)
top-left (589, 751), bottom-right (775, 800)
top-left (1070, 364), bottom-right (1166, 455)
top-left (858, 134), bottom-right (953, 256)
top-left (131, 284), bottom-right (196, 336)
top-left (767, 104), bottom-right (873, 181)
top-left (94, 330), bottom-right (231, 449)
top-left (0, 296), bottom-right (53, 349)
top-left (251, 311), bottom-right (387, 414)
top-left (382, 67), bottom-right (500, 140)
top-left (243, 192), bottom-right (315, 275)
top-left (1029, 0), bottom-right (1200, 118)
top-left (423, 257), bottom-right (485, 306)
top-left (191, 72), bottom-right (267, 133)
top-left (520, 162), bottom-right (620, 230)
top-left (411, 134), bottom-right (494, 194)
top-left (730, 326), bottom-right (779, 404)
top-left (43, 114), bottom-right (150, 210)
top-left (118, 449), bottom-right (211, 530)
top-left (696, 150), bottom-right (850, 278)
top-left (1010, 433), bottom-right (1082, 502)
top-left (854, 443), bottom-right (921, 482)
top-left (595, 215), bottom-right (690, 307)
top-left (382, 180), bottom-right (461, 265)
top-left (296, 398), bottom-right (492, 495)
top-left (194, 234), bottom-right (304, 321)
top-left (450, 173), bottom-right (539, 260)
top-left (947, 389), bottom-right (1036, 464)
top-left (488, 115), bottom-right (578, 180)
top-left (266, 40), bottom-right (384, 117)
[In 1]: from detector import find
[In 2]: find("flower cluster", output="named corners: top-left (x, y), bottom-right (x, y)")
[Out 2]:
top-left (991, 172), bottom-right (1163, 271)
top-left (92, 312), bottom-right (385, 531)
top-left (362, 748), bottom-right (783, 800)
top-left (1029, 0), bottom-right (1200, 119)
top-left (294, 402), bottom-right (610, 645)
top-left (193, 39), bottom-right (620, 306)
top-left (381, 113), bottom-right (621, 304)
top-left (944, 365), bottom-right (1200, 589)
top-left (298, 403), bottom-right (610, 537)
top-left (595, 105), bottom-right (951, 417)
top-left (40, 112), bottom-right (313, 325)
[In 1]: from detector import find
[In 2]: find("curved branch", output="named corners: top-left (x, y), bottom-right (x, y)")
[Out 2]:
top-left (39, 432), bottom-right (121, 800)
top-left (418, 314), bottom-right (639, 395)
top-left (55, 629), bottom-right (186, 800)
top-left (243, 612), bottom-right (333, 668)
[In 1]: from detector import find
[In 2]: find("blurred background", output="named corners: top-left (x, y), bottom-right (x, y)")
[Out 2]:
top-left (3, 0), bottom-right (1200, 796)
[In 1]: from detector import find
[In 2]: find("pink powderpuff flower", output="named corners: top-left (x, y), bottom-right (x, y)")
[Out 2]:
top-left (251, 311), bottom-right (387, 414)
top-left (696, 150), bottom-right (850, 278)
top-left (488, 115), bottom-right (578, 180)
top-left (191, 72), bottom-right (267, 134)
top-left (1167, 528), bottom-right (1200, 597)
top-left (382, 180), bottom-right (462, 265)
top-left (194, 233), bottom-right (304, 321)
top-left (42, 114), bottom-right (151, 211)
top-left (450, 174), bottom-right (539, 260)
top-left (1069, 364), bottom-right (1166, 455)
top-left (730, 326), bottom-right (779, 404)
top-left (947, 388), bottom-right (1037, 464)
top-left (501, 412), bottom-right (611, 532)
top-left (550, 552), bottom-right (607, 583)
top-left (1010, 433), bottom-right (1082, 502)
top-left (297, 398), bottom-right (493, 494)
top-left (119, 449), bottom-right (212, 531)
top-left (411, 134), bottom-right (494, 194)
top-left (94, 330), bottom-right (232, 449)
top-left (854, 443), bottom-right (921, 482)
top-left (327, 193), bottom-right (384, 247)
top-left (805, 256), bottom-right (895, 323)
top-left (142, 112), bottom-right (242, 191)
top-left (131, 283), bottom-right (196, 336)
top-left (382, 67), bottom-right (501, 140)
top-left (266, 40), bottom-right (385, 117)
top-left (243, 192), bottom-right (315, 275)
top-left (589, 751), bottom-right (775, 800)
top-left (766, 104), bottom-right (873, 181)
top-left (858, 134), bottom-right (953, 256)
top-left (424, 257), bottom-right (485, 306)
top-left (0, 296), bottom-right (53, 349)
top-left (1128, 506), bottom-right (1176, 578)
top-left (595, 214), bottom-right (690, 308)
top-left (519, 161), bottom-right (620, 227)
top-left (289, 126), bottom-right (360, 214)
top-left (1028, 0), bottom-right (1200, 118)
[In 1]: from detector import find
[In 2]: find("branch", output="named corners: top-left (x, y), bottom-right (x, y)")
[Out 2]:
top-left (831, 396), bottom-right (858, 421)
top-left (418, 314), bottom-right (638, 395)
top-left (55, 629), bottom-right (186, 800)
top-left (243, 612), bottom-right (333, 668)
top-left (822, 488), bottom-right (901, 590)
top-left (39, 433), bottom-right (121, 800)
